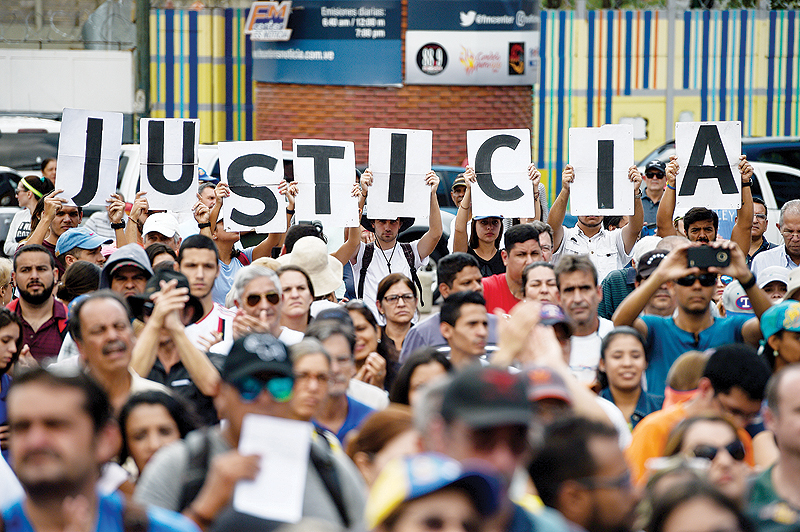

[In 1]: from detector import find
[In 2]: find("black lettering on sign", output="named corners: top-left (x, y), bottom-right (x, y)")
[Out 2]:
top-left (597, 140), bottom-right (614, 209)
top-left (295, 145), bottom-right (345, 215)
top-left (679, 124), bottom-right (738, 196)
top-left (388, 133), bottom-right (407, 203)
top-left (146, 121), bottom-right (196, 195)
top-left (475, 135), bottom-right (524, 202)
top-left (228, 154), bottom-right (279, 227)
top-left (72, 117), bottom-right (103, 206)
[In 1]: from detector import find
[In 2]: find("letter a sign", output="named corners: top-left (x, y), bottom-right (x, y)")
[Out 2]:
top-left (675, 121), bottom-right (741, 211)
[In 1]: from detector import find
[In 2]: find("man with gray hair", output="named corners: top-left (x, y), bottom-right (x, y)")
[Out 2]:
top-left (228, 264), bottom-right (303, 346)
top-left (752, 199), bottom-right (800, 276)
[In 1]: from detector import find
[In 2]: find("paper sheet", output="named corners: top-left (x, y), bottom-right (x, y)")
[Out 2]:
top-left (139, 118), bottom-right (199, 212)
top-left (294, 139), bottom-right (359, 228)
top-left (233, 414), bottom-right (312, 523)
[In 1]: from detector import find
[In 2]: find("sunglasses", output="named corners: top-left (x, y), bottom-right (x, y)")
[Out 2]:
top-left (233, 375), bottom-right (294, 402)
top-left (646, 172), bottom-right (665, 179)
top-left (676, 273), bottom-right (717, 287)
top-left (692, 440), bottom-right (746, 462)
top-left (245, 291), bottom-right (281, 307)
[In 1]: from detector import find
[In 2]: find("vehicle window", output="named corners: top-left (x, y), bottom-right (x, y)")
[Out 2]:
top-left (756, 148), bottom-right (800, 172)
top-left (117, 154), bottom-right (129, 189)
top-left (0, 132), bottom-right (59, 171)
top-left (750, 173), bottom-right (764, 199)
top-left (766, 170), bottom-right (800, 209)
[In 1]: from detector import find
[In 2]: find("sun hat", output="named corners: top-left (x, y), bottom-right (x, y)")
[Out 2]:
top-left (276, 236), bottom-right (343, 295)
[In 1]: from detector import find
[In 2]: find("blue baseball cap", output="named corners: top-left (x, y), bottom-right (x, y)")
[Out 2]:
top-left (760, 300), bottom-right (800, 339)
top-left (55, 227), bottom-right (112, 256)
top-left (364, 453), bottom-right (501, 529)
top-left (474, 215), bottom-right (503, 221)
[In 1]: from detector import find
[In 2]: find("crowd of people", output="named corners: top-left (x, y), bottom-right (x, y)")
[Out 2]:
top-left (0, 151), bottom-right (798, 532)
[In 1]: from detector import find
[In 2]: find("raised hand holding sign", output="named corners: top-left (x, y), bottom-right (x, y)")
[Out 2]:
top-left (675, 121), bottom-right (741, 211)
top-left (139, 118), bottom-right (199, 211)
top-left (219, 140), bottom-right (286, 234)
top-left (568, 124), bottom-right (635, 215)
top-left (466, 129), bottom-right (533, 218)
top-left (55, 108), bottom-right (122, 208)
top-left (293, 139), bottom-right (359, 227)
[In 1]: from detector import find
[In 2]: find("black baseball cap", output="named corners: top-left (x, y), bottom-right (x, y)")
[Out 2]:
top-left (441, 366), bottom-right (530, 429)
top-left (221, 334), bottom-right (293, 383)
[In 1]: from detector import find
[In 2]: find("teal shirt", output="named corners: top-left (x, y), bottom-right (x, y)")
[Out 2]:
top-left (747, 465), bottom-right (800, 532)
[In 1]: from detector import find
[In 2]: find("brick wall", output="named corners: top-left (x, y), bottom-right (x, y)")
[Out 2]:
top-left (255, 84), bottom-right (532, 166)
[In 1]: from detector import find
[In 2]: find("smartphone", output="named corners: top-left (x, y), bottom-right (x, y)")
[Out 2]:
top-left (687, 246), bottom-right (730, 269)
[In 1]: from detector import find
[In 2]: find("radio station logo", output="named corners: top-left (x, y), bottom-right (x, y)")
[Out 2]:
top-left (509, 42), bottom-right (525, 75)
top-left (417, 43), bottom-right (447, 75)
top-left (460, 46), bottom-right (502, 75)
top-left (245, 1), bottom-right (293, 41)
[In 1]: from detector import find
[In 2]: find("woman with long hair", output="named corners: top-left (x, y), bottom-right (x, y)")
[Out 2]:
top-left (278, 265), bottom-right (315, 334)
top-left (5, 175), bottom-right (54, 256)
top-left (0, 309), bottom-right (23, 461)
top-left (346, 300), bottom-right (390, 390)
top-left (375, 273), bottom-right (417, 369)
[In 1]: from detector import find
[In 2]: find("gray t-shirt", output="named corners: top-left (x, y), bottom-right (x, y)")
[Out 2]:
top-left (134, 425), bottom-right (366, 531)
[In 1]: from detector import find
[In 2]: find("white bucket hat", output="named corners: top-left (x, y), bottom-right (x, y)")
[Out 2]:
top-left (277, 236), bottom-right (343, 296)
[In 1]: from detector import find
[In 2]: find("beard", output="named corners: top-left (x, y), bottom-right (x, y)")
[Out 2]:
top-left (19, 279), bottom-right (55, 305)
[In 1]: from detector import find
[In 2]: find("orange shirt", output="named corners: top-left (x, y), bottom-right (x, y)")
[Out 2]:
top-left (626, 402), bottom-right (755, 484)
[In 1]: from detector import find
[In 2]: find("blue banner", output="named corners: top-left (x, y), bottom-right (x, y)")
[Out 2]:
top-left (252, 0), bottom-right (402, 86)
top-left (407, 0), bottom-right (536, 32)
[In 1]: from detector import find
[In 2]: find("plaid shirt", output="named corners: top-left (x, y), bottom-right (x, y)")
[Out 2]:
top-left (10, 297), bottom-right (68, 362)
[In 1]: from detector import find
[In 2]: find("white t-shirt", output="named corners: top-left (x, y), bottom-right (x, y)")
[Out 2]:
top-left (553, 225), bottom-right (632, 283)
top-left (0, 453), bottom-right (23, 510)
top-left (186, 302), bottom-right (237, 353)
top-left (569, 316), bottom-right (615, 385)
top-left (351, 240), bottom-right (428, 324)
top-left (4, 208), bottom-right (30, 256)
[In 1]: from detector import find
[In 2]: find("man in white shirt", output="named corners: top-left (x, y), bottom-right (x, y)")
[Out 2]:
top-left (548, 165), bottom-right (644, 282)
top-left (555, 254), bottom-right (614, 386)
top-left (752, 199), bottom-right (800, 276)
top-left (340, 168), bottom-right (442, 323)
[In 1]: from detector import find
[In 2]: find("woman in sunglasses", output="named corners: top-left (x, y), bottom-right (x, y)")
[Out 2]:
top-left (663, 415), bottom-right (751, 506)
top-left (375, 274), bottom-right (417, 372)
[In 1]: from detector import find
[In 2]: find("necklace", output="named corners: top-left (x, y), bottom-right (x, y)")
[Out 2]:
top-left (376, 238), bottom-right (397, 272)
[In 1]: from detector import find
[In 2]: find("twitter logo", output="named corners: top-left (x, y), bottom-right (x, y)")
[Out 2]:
top-left (459, 10), bottom-right (477, 26)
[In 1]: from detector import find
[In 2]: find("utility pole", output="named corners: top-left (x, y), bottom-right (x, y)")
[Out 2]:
top-left (135, 0), bottom-right (151, 137)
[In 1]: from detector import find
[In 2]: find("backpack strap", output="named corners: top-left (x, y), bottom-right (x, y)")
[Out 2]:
top-left (234, 249), bottom-right (251, 266)
top-left (400, 243), bottom-right (424, 307)
top-left (177, 428), bottom-right (214, 512)
top-left (356, 243), bottom-right (375, 300)
top-left (309, 429), bottom-right (351, 528)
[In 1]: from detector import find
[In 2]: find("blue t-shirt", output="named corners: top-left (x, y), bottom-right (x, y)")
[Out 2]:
top-left (211, 248), bottom-right (254, 306)
top-left (642, 313), bottom-right (751, 396)
top-left (3, 492), bottom-right (198, 532)
top-left (314, 396), bottom-right (375, 443)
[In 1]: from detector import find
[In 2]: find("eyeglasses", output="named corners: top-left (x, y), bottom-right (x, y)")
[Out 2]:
top-left (645, 172), bottom-right (665, 179)
top-left (576, 470), bottom-right (633, 491)
top-left (245, 291), bottom-right (281, 306)
top-left (383, 293), bottom-right (416, 304)
top-left (233, 375), bottom-right (294, 402)
top-left (470, 425), bottom-right (528, 456)
top-left (676, 273), bottom-right (717, 287)
top-left (754, 214), bottom-right (767, 221)
top-left (692, 440), bottom-right (745, 462)
top-left (781, 229), bottom-right (800, 240)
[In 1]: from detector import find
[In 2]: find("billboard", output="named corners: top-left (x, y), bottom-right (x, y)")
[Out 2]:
top-left (252, 0), bottom-right (402, 86)
top-left (405, 0), bottom-right (539, 86)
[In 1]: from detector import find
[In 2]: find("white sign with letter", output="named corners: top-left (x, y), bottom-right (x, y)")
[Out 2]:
top-left (568, 124), bottom-right (635, 216)
top-left (367, 128), bottom-right (433, 221)
top-left (293, 139), bottom-right (359, 227)
top-left (467, 128), bottom-right (533, 218)
top-left (56, 108), bottom-right (123, 208)
top-left (139, 118), bottom-right (199, 212)
top-left (219, 140), bottom-right (286, 234)
top-left (675, 121), bottom-right (741, 211)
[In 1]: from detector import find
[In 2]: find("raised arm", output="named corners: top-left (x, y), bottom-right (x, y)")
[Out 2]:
top-left (125, 191), bottom-right (148, 246)
top-left (416, 170), bottom-right (442, 259)
top-left (730, 155), bottom-right (754, 255)
top-left (656, 156), bottom-right (679, 237)
top-left (452, 167), bottom-right (474, 253)
top-left (547, 165), bottom-right (573, 252)
top-left (622, 165), bottom-right (644, 254)
top-left (333, 180), bottom-right (367, 265)
top-left (26, 190), bottom-right (64, 246)
top-left (106, 193), bottom-right (128, 248)
top-left (193, 198), bottom-right (213, 240)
